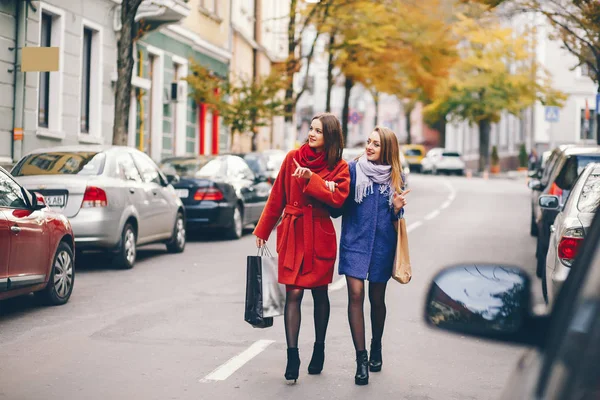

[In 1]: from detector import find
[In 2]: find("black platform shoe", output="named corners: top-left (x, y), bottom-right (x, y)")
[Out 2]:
top-left (285, 348), bottom-right (300, 383)
top-left (355, 350), bottom-right (369, 385)
top-left (369, 339), bottom-right (382, 372)
top-left (308, 342), bottom-right (325, 375)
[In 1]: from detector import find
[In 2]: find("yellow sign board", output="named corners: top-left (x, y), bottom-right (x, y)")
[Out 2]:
top-left (22, 47), bottom-right (59, 72)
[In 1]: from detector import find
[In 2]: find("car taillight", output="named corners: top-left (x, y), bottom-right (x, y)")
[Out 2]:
top-left (82, 186), bottom-right (108, 208)
top-left (557, 227), bottom-right (584, 267)
top-left (193, 187), bottom-right (224, 201)
top-left (549, 182), bottom-right (563, 197)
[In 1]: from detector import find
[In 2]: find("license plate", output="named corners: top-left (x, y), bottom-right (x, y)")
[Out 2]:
top-left (45, 195), bottom-right (66, 207)
top-left (175, 189), bottom-right (189, 198)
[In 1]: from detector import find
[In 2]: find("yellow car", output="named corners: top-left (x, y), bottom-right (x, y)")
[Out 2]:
top-left (402, 145), bottom-right (426, 172)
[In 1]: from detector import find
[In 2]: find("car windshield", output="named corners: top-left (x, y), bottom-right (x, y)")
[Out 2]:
top-left (160, 158), bottom-right (214, 178)
top-left (244, 155), bottom-right (267, 175)
top-left (578, 168), bottom-right (600, 213)
top-left (442, 152), bottom-right (461, 157)
top-left (12, 152), bottom-right (106, 176)
top-left (405, 149), bottom-right (422, 156)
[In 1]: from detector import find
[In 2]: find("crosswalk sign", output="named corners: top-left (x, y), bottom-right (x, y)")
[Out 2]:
top-left (545, 106), bottom-right (560, 123)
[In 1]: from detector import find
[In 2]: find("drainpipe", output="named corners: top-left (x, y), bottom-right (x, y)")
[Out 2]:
top-left (11, 0), bottom-right (28, 163)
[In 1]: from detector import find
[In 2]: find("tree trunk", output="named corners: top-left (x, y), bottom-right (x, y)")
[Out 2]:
top-left (478, 119), bottom-right (491, 173)
top-left (341, 77), bottom-right (353, 146)
top-left (325, 33), bottom-right (335, 113)
top-left (596, 85), bottom-right (600, 146)
top-left (428, 115), bottom-right (447, 148)
top-left (284, 0), bottom-right (298, 124)
top-left (112, 0), bottom-right (143, 146)
top-left (405, 106), bottom-right (413, 145)
top-left (373, 91), bottom-right (379, 126)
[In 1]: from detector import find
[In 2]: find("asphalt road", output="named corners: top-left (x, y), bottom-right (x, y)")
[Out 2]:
top-left (0, 174), bottom-right (543, 400)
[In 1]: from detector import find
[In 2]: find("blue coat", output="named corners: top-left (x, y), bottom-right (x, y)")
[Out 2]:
top-left (334, 161), bottom-right (403, 282)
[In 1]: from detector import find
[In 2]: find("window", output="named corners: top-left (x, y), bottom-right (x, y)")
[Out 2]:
top-left (80, 27), bottom-right (92, 133)
top-left (0, 170), bottom-right (28, 209)
top-left (581, 63), bottom-right (593, 78)
top-left (79, 21), bottom-right (102, 140)
top-left (38, 12), bottom-right (52, 128)
top-left (131, 152), bottom-right (163, 185)
top-left (580, 108), bottom-right (597, 141)
top-left (11, 152), bottom-right (106, 177)
top-left (117, 154), bottom-right (142, 182)
top-left (200, 0), bottom-right (219, 15)
top-left (228, 157), bottom-right (255, 181)
top-left (577, 168), bottom-right (600, 213)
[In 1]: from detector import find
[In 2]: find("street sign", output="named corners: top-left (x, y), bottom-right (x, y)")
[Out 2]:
top-left (545, 106), bottom-right (560, 123)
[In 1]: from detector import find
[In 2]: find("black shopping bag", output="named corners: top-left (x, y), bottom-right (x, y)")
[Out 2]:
top-left (245, 246), bottom-right (285, 329)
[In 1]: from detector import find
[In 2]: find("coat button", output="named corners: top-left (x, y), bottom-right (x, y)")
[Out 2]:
top-left (294, 201), bottom-right (298, 206)
top-left (308, 204), bottom-right (312, 208)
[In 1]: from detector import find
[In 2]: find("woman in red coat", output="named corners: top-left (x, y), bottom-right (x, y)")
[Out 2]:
top-left (254, 113), bottom-right (350, 383)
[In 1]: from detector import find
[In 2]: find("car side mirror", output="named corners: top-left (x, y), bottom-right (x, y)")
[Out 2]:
top-left (165, 174), bottom-right (180, 184)
top-left (32, 192), bottom-right (46, 210)
top-left (528, 179), bottom-right (543, 191)
top-left (424, 264), bottom-right (547, 348)
top-left (539, 195), bottom-right (560, 210)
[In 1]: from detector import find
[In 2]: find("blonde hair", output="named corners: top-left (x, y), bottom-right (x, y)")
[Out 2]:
top-left (373, 126), bottom-right (403, 192)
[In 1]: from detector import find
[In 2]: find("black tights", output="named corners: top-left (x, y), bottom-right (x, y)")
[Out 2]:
top-left (346, 276), bottom-right (388, 351)
top-left (284, 289), bottom-right (330, 348)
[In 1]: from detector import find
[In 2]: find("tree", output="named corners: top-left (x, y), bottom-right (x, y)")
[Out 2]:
top-left (112, 0), bottom-right (145, 146)
top-left (187, 62), bottom-right (288, 149)
top-left (424, 12), bottom-right (566, 172)
top-left (469, 0), bottom-right (600, 144)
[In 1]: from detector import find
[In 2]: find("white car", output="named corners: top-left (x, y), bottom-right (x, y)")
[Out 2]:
top-left (542, 162), bottom-right (600, 307)
top-left (421, 148), bottom-right (465, 175)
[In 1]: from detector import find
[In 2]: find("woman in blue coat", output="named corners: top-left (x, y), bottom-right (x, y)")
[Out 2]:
top-left (337, 126), bottom-right (410, 385)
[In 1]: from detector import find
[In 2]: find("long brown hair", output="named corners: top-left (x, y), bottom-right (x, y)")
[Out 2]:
top-left (310, 113), bottom-right (344, 169)
top-left (373, 126), bottom-right (403, 192)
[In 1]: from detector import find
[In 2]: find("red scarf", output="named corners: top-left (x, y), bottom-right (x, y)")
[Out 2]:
top-left (296, 143), bottom-right (328, 173)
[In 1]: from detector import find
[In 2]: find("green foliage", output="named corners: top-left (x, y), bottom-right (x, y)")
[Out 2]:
top-left (518, 143), bottom-right (528, 168)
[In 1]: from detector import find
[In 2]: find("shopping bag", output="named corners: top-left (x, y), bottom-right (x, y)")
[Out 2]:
top-left (392, 218), bottom-right (412, 284)
top-left (245, 246), bottom-right (286, 328)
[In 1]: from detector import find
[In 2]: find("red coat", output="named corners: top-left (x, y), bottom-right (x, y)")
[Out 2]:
top-left (253, 149), bottom-right (350, 287)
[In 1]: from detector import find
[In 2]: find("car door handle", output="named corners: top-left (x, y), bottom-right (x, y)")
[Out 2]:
top-left (129, 188), bottom-right (135, 194)
top-left (10, 226), bottom-right (21, 234)
top-left (550, 225), bottom-right (555, 233)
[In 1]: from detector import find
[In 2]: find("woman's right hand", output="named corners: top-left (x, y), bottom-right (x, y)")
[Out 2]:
top-left (256, 236), bottom-right (266, 248)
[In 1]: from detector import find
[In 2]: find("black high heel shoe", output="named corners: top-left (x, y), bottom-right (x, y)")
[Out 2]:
top-left (308, 342), bottom-right (325, 375)
top-left (285, 348), bottom-right (300, 383)
top-left (369, 339), bottom-right (382, 372)
top-left (355, 350), bottom-right (369, 385)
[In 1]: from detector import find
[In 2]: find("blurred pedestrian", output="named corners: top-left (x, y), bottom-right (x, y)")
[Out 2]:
top-left (253, 113), bottom-right (350, 383)
top-left (528, 149), bottom-right (539, 171)
top-left (335, 126), bottom-right (409, 385)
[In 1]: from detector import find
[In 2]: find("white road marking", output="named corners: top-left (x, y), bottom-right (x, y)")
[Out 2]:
top-left (201, 340), bottom-right (275, 382)
top-left (424, 210), bottom-right (441, 221)
top-left (441, 200), bottom-right (452, 209)
top-left (329, 277), bottom-right (347, 292)
top-left (406, 221), bottom-right (423, 232)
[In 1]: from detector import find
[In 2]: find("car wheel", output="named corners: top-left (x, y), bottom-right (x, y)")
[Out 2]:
top-left (114, 223), bottom-right (136, 269)
top-left (226, 206), bottom-right (243, 240)
top-left (166, 212), bottom-right (186, 253)
top-left (530, 210), bottom-right (538, 237)
top-left (37, 242), bottom-right (75, 306)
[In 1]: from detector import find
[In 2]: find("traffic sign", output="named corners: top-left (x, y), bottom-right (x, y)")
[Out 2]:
top-left (545, 106), bottom-right (560, 123)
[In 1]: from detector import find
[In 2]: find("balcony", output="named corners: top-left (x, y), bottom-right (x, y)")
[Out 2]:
top-left (136, 0), bottom-right (190, 27)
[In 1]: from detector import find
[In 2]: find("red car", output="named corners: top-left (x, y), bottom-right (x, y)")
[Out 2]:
top-left (0, 167), bottom-right (75, 305)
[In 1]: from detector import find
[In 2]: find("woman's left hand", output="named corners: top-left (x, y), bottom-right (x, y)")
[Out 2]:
top-left (324, 180), bottom-right (337, 193)
top-left (292, 159), bottom-right (313, 180)
top-left (393, 189), bottom-right (411, 211)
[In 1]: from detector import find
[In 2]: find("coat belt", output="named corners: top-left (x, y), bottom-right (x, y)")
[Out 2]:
top-left (281, 204), bottom-right (329, 274)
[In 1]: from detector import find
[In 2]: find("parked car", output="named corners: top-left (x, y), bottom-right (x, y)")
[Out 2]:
top-left (160, 155), bottom-right (272, 239)
top-left (11, 146), bottom-right (186, 269)
top-left (541, 162), bottom-right (600, 306)
top-left (262, 149), bottom-right (286, 181)
top-left (421, 148), bottom-right (466, 175)
top-left (529, 146), bottom-right (600, 279)
top-left (0, 167), bottom-right (75, 305)
top-left (399, 151), bottom-right (411, 186)
top-left (423, 210), bottom-right (600, 400)
top-left (529, 146), bottom-right (574, 237)
top-left (233, 152), bottom-right (278, 184)
top-left (402, 144), bottom-right (427, 172)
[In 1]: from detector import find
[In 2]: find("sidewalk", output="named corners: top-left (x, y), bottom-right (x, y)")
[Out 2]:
top-left (467, 169), bottom-right (529, 181)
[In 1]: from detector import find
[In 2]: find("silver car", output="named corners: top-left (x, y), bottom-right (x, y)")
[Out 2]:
top-left (541, 162), bottom-right (600, 306)
top-left (11, 146), bottom-right (186, 269)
